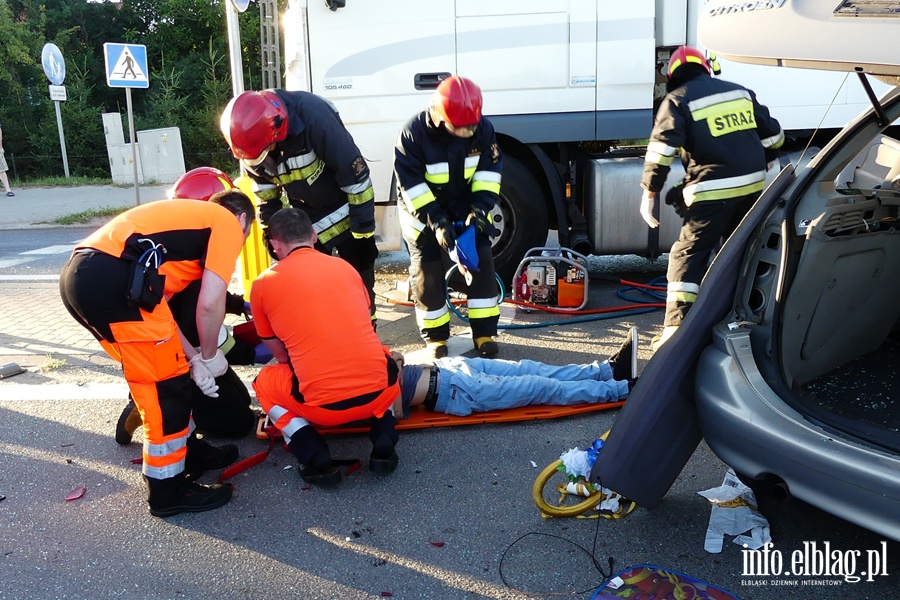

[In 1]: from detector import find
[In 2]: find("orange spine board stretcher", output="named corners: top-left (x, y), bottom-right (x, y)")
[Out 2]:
top-left (258, 401), bottom-right (625, 439)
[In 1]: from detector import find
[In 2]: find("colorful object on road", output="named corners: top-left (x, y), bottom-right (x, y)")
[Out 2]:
top-left (532, 435), bottom-right (636, 519)
top-left (592, 564), bottom-right (739, 600)
top-left (65, 486), bottom-right (86, 502)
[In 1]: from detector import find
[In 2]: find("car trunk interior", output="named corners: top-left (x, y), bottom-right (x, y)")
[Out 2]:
top-left (779, 134), bottom-right (900, 453)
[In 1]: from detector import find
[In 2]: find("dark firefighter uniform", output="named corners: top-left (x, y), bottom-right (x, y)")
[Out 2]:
top-left (59, 200), bottom-right (246, 481)
top-left (394, 110), bottom-right (503, 344)
top-left (642, 75), bottom-right (784, 333)
top-left (242, 90), bottom-right (378, 318)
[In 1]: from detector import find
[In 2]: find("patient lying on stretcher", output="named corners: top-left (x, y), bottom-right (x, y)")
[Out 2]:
top-left (391, 329), bottom-right (637, 419)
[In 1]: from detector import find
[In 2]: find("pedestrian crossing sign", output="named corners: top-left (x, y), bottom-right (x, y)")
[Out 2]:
top-left (104, 43), bottom-right (149, 89)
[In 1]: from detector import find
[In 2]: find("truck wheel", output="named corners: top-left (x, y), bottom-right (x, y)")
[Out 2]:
top-left (490, 156), bottom-right (549, 286)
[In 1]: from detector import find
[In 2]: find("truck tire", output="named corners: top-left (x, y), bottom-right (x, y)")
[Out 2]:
top-left (490, 155), bottom-right (549, 286)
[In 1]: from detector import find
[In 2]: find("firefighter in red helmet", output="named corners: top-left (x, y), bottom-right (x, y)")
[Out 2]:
top-left (639, 45), bottom-right (784, 351)
top-left (394, 75), bottom-right (503, 359)
top-left (220, 90), bottom-right (379, 326)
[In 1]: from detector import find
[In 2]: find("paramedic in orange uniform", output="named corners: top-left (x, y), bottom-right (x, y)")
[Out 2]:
top-left (251, 208), bottom-right (400, 486)
top-left (59, 191), bottom-right (255, 517)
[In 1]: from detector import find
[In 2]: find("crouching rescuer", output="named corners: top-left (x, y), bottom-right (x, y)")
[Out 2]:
top-left (394, 75), bottom-right (503, 359)
top-left (59, 191), bottom-right (255, 517)
top-left (250, 208), bottom-right (401, 486)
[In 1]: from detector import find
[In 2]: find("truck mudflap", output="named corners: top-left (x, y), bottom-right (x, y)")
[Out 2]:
top-left (589, 165), bottom-right (797, 508)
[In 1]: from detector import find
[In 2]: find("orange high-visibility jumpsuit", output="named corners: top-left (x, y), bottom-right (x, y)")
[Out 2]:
top-left (59, 200), bottom-right (246, 479)
top-left (250, 247), bottom-right (398, 442)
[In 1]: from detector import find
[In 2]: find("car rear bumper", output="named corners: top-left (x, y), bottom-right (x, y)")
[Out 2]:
top-left (695, 327), bottom-right (900, 542)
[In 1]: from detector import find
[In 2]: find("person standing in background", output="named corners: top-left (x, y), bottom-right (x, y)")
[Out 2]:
top-left (0, 122), bottom-right (15, 197)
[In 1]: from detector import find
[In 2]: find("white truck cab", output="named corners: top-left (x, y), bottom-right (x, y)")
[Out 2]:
top-left (282, 0), bottom-right (891, 280)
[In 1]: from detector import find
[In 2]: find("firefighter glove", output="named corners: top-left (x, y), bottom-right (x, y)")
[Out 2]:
top-left (353, 234), bottom-right (379, 267)
top-left (189, 355), bottom-right (220, 398)
top-left (640, 189), bottom-right (660, 229)
top-left (466, 208), bottom-right (497, 237)
top-left (433, 218), bottom-right (457, 252)
top-left (199, 349), bottom-right (229, 378)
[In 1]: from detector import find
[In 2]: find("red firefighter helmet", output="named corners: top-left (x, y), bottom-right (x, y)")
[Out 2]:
top-left (169, 167), bottom-right (235, 201)
top-left (667, 46), bottom-right (711, 80)
top-left (431, 75), bottom-right (483, 127)
top-left (220, 90), bottom-right (288, 161)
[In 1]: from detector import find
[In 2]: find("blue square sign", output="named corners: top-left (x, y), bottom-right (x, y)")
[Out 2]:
top-left (104, 43), bottom-right (149, 89)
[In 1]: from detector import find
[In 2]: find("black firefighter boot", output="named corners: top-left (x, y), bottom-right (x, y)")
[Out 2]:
top-left (287, 425), bottom-right (341, 486)
top-left (145, 473), bottom-right (232, 518)
top-left (368, 411), bottom-right (399, 475)
top-left (184, 433), bottom-right (239, 481)
top-left (115, 396), bottom-right (143, 445)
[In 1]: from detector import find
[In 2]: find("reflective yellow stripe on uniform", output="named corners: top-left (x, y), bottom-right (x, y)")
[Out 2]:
top-left (644, 141), bottom-right (678, 166)
top-left (312, 203), bottom-right (351, 245)
top-left (683, 170), bottom-right (766, 204)
top-left (471, 170), bottom-right (501, 194)
top-left (251, 181), bottom-right (281, 203)
top-left (760, 128), bottom-right (785, 149)
top-left (688, 90), bottom-right (756, 138)
top-left (467, 296), bottom-right (500, 319)
top-left (402, 182), bottom-right (437, 212)
top-left (666, 281), bottom-right (700, 304)
top-left (276, 151), bottom-right (327, 186)
top-left (416, 305), bottom-right (451, 329)
top-left (425, 162), bottom-right (450, 185)
top-left (342, 178), bottom-right (375, 206)
top-left (463, 155), bottom-right (480, 181)
top-left (399, 207), bottom-right (427, 242)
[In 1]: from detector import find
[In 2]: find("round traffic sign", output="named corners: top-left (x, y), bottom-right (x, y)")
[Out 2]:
top-left (42, 43), bottom-right (66, 85)
top-left (231, 0), bottom-right (251, 12)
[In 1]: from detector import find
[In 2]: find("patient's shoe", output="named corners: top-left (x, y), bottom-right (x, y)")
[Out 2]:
top-left (608, 326), bottom-right (637, 382)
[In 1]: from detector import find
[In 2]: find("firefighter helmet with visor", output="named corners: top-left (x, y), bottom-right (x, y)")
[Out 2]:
top-left (667, 46), bottom-right (711, 80)
top-left (220, 90), bottom-right (288, 164)
top-left (169, 167), bottom-right (235, 201)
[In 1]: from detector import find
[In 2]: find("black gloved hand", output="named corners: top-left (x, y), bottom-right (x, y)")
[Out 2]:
top-left (466, 208), bottom-right (497, 237)
top-left (351, 234), bottom-right (379, 268)
top-left (433, 218), bottom-right (457, 252)
top-left (258, 200), bottom-right (282, 227)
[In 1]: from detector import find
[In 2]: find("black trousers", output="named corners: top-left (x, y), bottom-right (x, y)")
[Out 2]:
top-left (664, 194), bottom-right (757, 327)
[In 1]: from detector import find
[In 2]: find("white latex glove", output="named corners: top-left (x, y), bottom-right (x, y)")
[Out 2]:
top-left (640, 189), bottom-right (660, 228)
top-left (189, 355), bottom-right (220, 398)
top-left (199, 348), bottom-right (228, 377)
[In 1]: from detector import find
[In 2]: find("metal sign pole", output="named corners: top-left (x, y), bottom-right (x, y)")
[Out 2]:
top-left (53, 100), bottom-right (70, 179)
top-left (226, 1), bottom-right (245, 97)
top-left (125, 88), bottom-right (141, 206)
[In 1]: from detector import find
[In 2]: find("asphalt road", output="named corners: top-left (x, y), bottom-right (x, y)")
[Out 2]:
top-left (0, 224), bottom-right (897, 599)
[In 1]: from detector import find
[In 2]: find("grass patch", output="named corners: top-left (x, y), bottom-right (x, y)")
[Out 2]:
top-left (17, 176), bottom-right (114, 188)
top-left (47, 206), bottom-right (128, 225)
top-left (41, 355), bottom-right (67, 371)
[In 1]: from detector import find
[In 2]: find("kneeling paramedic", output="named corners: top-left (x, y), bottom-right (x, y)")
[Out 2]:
top-left (59, 190), bottom-right (255, 517)
top-left (394, 75), bottom-right (503, 359)
top-left (250, 208), bottom-right (400, 486)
